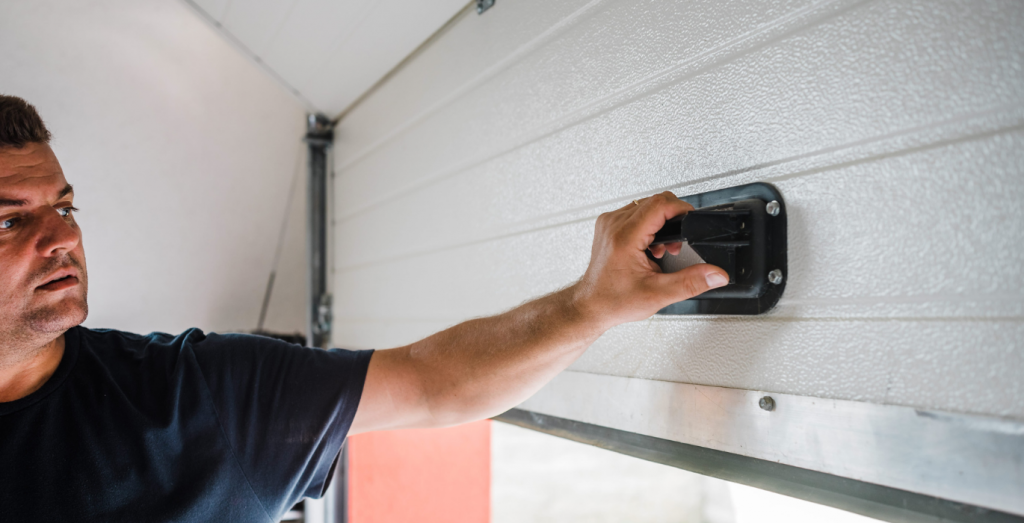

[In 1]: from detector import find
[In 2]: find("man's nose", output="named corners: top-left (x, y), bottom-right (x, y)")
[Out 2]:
top-left (35, 209), bottom-right (80, 256)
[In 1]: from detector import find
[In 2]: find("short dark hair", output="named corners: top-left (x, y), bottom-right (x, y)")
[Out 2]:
top-left (0, 95), bottom-right (51, 148)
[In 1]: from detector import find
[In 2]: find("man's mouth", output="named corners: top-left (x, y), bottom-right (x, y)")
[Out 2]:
top-left (37, 273), bottom-right (80, 292)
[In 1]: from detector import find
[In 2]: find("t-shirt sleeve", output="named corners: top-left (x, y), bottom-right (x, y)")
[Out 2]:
top-left (189, 332), bottom-right (373, 517)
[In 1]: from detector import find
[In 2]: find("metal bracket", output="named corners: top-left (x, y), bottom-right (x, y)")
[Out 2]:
top-left (315, 293), bottom-right (332, 341)
top-left (305, 113), bottom-right (334, 349)
top-left (477, 0), bottom-right (495, 14)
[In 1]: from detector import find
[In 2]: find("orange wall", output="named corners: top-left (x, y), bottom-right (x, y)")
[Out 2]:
top-left (347, 420), bottom-right (491, 523)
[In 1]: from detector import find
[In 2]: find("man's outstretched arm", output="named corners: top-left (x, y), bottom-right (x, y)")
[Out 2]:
top-left (348, 192), bottom-right (730, 434)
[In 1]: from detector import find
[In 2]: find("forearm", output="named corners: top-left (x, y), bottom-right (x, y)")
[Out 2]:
top-left (349, 193), bottom-right (729, 435)
top-left (407, 283), bottom-right (606, 427)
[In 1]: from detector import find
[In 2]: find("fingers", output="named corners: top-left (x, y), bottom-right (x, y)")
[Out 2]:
top-left (599, 192), bottom-right (693, 256)
top-left (630, 192), bottom-right (693, 244)
top-left (652, 263), bottom-right (729, 302)
top-left (582, 192), bottom-right (730, 326)
top-left (649, 241), bottom-right (683, 259)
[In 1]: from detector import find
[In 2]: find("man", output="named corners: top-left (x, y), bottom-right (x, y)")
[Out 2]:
top-left (0, 94), bottom-right (728, 521)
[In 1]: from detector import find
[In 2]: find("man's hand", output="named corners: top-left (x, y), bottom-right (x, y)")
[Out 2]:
top-left (349, 191), bottom-right (728, 434)
top-left (572, 191), bottom-right (729, 329)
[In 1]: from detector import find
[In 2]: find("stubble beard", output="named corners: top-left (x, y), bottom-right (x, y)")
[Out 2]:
top-left (0, 254), bottom-right (89, 360)
top-left (26, 253), bottom-right (89, 334)
top-left (24, 287), bottom-right (88, 335)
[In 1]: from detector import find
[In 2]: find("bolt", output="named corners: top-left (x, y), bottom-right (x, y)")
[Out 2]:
top-left (759, 396), bottom-right (775, 411)
top-left (768, 269), bottom-right (783, 285)
top-left (766, 200), bottom-right (780, 216)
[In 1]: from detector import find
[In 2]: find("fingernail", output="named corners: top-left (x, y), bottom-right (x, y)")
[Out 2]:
top-left (705, 272), bottom-right (728, 288)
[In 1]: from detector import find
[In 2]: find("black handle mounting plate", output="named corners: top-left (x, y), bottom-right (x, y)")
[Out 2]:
top-left (654, 182), bottom-right (787, 315)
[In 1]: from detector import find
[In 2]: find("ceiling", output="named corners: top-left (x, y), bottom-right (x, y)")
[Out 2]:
top-left (183, 0), bottom-right (469, 117)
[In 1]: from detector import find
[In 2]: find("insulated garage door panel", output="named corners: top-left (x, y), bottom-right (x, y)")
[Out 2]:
top-left (330, 0), bottom-right (1024, 515)
top-left (334, 127), bottom-right (1024, 417)
top-left (331, 0), bottom-right (1019, 417)
top-left (334, 0), bottom-right (1022, 229)
top-left (335, 0), bottom-right (827, 216)
top-left (335, 122), bottom-right (1024, 417)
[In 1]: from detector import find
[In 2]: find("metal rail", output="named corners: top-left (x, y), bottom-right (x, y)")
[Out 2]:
top-left (303, 113), bottom-right (346, 523)
top-left (506, 371), bottom-right (1024, 522)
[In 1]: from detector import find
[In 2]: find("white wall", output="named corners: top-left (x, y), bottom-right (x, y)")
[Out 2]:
top-left (0, 0), bottom-right (309, 335)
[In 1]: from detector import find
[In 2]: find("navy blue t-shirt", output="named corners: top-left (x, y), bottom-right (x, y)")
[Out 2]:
top-left (0, 326), bottom-right (373, 522)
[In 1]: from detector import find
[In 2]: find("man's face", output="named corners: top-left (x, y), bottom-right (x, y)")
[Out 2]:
top-left (0, 142), bottom-right (87, 345)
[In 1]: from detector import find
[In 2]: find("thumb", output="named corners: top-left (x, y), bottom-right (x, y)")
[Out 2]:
top-left (656, 263), bottom-right (729, 302)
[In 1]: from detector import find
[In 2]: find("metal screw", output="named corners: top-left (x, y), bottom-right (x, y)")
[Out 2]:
top-left (759, 396), bottom-right (775, 411)
top-left (766, 200), bottom-right (780, 216)
top-left (768, 269), bottom-right (783, 285)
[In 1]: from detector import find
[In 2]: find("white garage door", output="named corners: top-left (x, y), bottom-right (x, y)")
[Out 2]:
top-left (330, 0), bottom-right (1024, 519)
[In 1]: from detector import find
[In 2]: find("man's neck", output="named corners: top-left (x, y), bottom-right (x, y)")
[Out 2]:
top-left (0, 334), bottom-right (65, 403)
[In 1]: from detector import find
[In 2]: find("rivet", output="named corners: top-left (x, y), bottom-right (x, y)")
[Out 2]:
top-left (768, 269), bottom-right (783, 285)
top-left (766, 200), bottom-right (781, 216)
top-left (759, 396), bottom-right (775, 411)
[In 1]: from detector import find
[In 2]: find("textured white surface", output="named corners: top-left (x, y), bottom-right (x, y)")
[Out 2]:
top-left (0, 0), bottom-right (308, 335)
top-left (182, 0), bottom-right (469, 115)
top-left (331, 0), bottom-right (1024, 422)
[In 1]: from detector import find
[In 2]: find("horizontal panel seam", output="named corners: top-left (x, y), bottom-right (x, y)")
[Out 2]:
top-left (332, 107), bottom-right (1024, 271)
top-left (334, 0), bottom-right (868, 222)
top-left (335, 0), bottom-right (610, 171)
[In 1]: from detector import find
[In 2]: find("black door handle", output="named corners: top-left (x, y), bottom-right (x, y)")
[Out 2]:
top-left (651, 183), bottom-right (787, 315)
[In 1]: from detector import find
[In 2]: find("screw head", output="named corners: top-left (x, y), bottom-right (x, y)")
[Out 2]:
top-left (759, 396), bottom-right (775, 411)
top-left (766, 200), bottom-right (780, 216)
top-left (768, 269), bottom-right (783, 285)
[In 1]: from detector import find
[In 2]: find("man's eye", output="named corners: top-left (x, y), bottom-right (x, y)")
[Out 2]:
top-left (58, 206), bottom-right (79, 218)
top-left (0, 218), bottom-right (18, 230)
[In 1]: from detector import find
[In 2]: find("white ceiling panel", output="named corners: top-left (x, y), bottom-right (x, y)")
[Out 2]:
top-left (259, 0), bottom-right (379, 96)
top-left (183, 0), bottom-right (470, 117)
top-left (221, 0), bottom-right (300, 56)
top-left (301, 0), bottom-right (465, 115)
